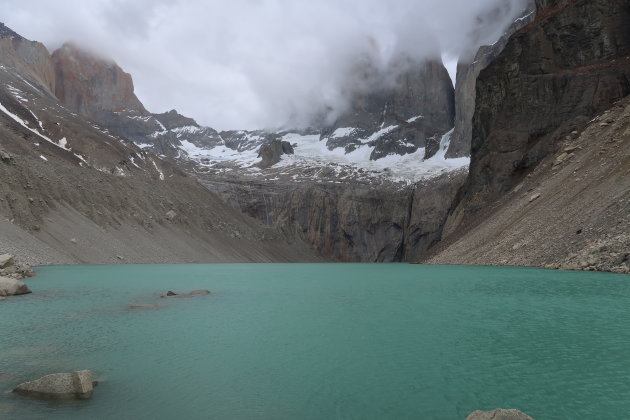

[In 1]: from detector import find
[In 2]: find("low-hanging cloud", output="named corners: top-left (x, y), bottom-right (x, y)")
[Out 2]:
top-left (3, 0), bottom-right (527, 130)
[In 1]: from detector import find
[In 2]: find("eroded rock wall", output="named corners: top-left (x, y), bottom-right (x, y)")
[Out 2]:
top-left (446, 1), bottom-right (537, 159)
top-left (204, 170), bottom-right (466, 262)
top-left (452, 0), bottom-right (630, 222)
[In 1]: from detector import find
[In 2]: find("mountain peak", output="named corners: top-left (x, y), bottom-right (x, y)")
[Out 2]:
top-left (0, 22), bottom-right (24, 40)
top-left (52, 42), bottom-right (147, 117)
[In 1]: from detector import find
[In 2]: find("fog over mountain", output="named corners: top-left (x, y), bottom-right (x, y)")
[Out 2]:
top-left (4, 0), bottom-right (527, 130)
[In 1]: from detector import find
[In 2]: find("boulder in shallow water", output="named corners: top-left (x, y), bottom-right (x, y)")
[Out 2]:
top-left (161, 289), bottom-right (212, 298)
top-left (189, 289), bottom-right (211, 295)
top-left (466, 409), bottom-right (534, 420)
top-left (0, 277), bottom-right (31, 297)
top-left (130, 303), bottom-right (157, 309)
top-left (13, 370), bottom-right (94, 399)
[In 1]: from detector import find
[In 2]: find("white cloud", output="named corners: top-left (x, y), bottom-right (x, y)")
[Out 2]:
top-left (3, 0), bottom-right (527, 130)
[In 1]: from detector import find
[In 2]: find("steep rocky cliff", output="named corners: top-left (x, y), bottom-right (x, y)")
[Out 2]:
top-left (52, 43), bottom-right (147, 118)
top-left (204, 170), bottom-right (466, 262)
top-left (322, 58), bottom-right (455, 161)
top-left (429, 0), bottom-right (630, 272)
top-left (0, 22), bottom-right (56, 95)
top-left (446, 1), bottom-right (536, 158)
top-left (459, 0), bottom-right (630, 213)
top-left (429, 94), bottom-right (630, 273)
top-left (0, 25), bottom-right (321, 264)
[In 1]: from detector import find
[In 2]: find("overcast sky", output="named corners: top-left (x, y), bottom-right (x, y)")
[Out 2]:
top-left (4, 0), bottom-right (527, 130)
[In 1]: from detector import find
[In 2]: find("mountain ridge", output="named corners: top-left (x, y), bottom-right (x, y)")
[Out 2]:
top-left (0, 24), bottom-right (322, 264)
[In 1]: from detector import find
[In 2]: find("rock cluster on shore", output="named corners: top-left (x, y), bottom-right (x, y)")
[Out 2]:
top-left (0, 253), bottom-right (34, 299)
top-left (554, 233), bottom-right (630, 274)
top-left (0, 253), bottom-right (35, 279)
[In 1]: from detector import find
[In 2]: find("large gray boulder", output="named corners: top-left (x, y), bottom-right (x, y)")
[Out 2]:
top-left (0, 276), bottom-right (31, 297)
top-left (13, 370), bottom-right (94, 399)
top-left (466, 408), bottom-right (534, 420)
top-left (0, 253), bottom-right (15, 268)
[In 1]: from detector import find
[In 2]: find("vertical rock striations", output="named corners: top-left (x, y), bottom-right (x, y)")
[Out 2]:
top-left (446, 1), bottom-right (537, 159)
top-left (204, 169), bottom-right (467, 262)
top-left (449, 0), bottom-right (630, 225)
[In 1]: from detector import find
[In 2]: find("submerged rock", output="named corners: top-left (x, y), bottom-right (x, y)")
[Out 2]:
top-left (466, 409), bottom-right (534, 420)
top-left (13, 370), bottom-right (94, 399)
top-left (189, 289), bottom-right (211, 295)
top-left (0, 277), bottom-right (31, 297)
top-left (130, 303), bottom-right (158, 309)
top-left (161, 289), bottom-right (212, 298)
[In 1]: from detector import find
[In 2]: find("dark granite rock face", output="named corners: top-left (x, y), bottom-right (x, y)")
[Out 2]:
top-left (321, 58), bottom-right (455, 161)
top-left (451, 0), bottom-right (630, 222)
top-left (446, 1), bottom-right (537, 159)
top-left (204, 170), bottom-right (466, 262)
top-left (257, 139), bottom-right (294, 168)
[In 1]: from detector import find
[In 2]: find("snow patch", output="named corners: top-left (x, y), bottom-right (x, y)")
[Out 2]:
top-left (151, 159), bottom-right (165, 181)
top-left (153, 118), bottom-right (166, 132)
top-left (363, 125), bottom-right (398, 143)
top-left (129, 156), bottom-right (141, 169)
top-left (28, 109), bottom-right (44, 130)
top-left (172, 125), bottom-right (201, 136)
top-left (331, 127), bottom-right (356, 138)
top-left (126, 115), bottom-right (152, 122)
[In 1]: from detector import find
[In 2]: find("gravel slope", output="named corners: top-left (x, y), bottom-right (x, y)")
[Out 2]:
top-left (426, 96), bottom-right (630, 273)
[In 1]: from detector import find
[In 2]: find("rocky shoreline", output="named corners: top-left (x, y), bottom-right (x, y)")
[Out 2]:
top-left (0, 253), bottom-right (35, 279)
top-left (0, 253), bottom-right (34, 300)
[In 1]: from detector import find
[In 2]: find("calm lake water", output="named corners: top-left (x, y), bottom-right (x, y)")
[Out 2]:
top-left (1, 264), bottom-right (629, 419)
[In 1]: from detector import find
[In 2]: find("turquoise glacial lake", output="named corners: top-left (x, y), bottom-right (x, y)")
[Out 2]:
top-left (1, 264), bottom-right (629, 419)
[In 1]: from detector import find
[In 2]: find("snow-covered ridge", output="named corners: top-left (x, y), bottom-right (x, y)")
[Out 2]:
top-left (362, 124), bottom-right (398, 144)
top-left (172, 125), bottom-right (201, 135)
top-left (331, 127), bottom-right (356, 138)
top-left (169, 125), bottom-right (468, 184)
